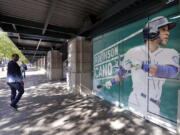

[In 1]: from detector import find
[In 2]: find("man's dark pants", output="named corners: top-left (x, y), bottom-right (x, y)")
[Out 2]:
top-left (7, 82), bottom-right (24, 106)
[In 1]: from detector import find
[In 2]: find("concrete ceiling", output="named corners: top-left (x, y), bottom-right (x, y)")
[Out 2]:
top-left (0, 0), bottom-right (178, 62)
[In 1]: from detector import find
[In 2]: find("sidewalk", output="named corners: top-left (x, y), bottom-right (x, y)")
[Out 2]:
top-left (0, 68), bottom-right (175, 135)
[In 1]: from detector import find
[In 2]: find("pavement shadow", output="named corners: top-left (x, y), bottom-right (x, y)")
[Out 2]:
top-left (0, 68), bottom-right (174, 135)
top-left (0, 93), bottom-right (172, 135)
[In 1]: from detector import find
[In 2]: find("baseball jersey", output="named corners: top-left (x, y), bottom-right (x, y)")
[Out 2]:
top-left (122, 45), bottom-right (179, 100)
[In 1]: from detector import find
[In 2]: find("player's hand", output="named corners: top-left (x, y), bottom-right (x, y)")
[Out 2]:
top-left (141, 63), bottom-right (157, 75)
top-left (149, 65), bottom-right (157, 75)
top-left (141, 62), bottom-right (149, 72)
top-left (105, 80), bottom-right (112, 89)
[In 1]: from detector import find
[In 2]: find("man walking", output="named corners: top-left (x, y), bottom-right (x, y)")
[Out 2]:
top-left (21, 61), bottom-right (27, 79)
top-left (7, 54), bottom-right (24, 110)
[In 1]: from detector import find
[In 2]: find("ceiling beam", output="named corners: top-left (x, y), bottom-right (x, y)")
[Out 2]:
top-left (11, 38), bottom-right (63, 48)
top-left (34, 0), bottom-right (57, 62)
top-left (12, 24), bottom-right (17, 32)
top-left (21, 50), bottom-right (48, 55)
top-left (17, 45), bottom-right (50, 51)
top-left (23, 53), bottom-right (46, 56)
top-left (12, 24), bottom-right (21, 41)
top-left (0, 15), bottom-right (78, 35)
top-left (43, 0), bottom-right (57, 35)
top-left (79, 0), bottom-right (139, 35)
top-left (97, 0), bottom-right (138, 21)
top-left (8, 32), bottom-right (65, 42)
top-left (81, 0), bottom-right (178, 37)
top-left (25, 55), bottom-right (44, 60)
top-left (1, 24), bottom-right (72, 39)
top-left (25, 55), bottom-right (44, 58)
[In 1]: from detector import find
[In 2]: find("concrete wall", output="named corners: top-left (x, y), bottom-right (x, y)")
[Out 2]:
top-left (67, 36), bottom-right (92, 96)
top-left (47, 50), bottom-right (63, 81)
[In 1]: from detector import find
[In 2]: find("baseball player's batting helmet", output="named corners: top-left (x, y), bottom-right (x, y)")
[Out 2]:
top-left (143, 16), bottom-right (176, 40)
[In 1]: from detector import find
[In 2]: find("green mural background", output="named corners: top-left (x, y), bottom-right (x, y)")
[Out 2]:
top-left (93, 5), bottom-right (180, 123)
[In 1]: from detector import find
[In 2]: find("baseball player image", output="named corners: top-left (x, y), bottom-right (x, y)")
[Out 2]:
top-left (97, 16), bottom-right (179, 117)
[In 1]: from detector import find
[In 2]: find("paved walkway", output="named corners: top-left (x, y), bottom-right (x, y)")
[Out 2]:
top-left (0, 68), bottom-right (175, 135)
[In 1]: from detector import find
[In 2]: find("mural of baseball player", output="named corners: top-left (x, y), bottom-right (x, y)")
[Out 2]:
top-left (97, 16), bottom-right (179, 117)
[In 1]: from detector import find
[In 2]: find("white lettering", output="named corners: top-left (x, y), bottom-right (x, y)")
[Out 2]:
top-left (108, 63), bottom-right (112, 76)
top-left (95, 63), bottom-right (113, 78)
top-left (94, 46), bottom-right (119, 65)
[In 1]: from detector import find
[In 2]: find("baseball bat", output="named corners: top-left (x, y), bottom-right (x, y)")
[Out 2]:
top-left (96, 64), bottom-right (142, 89)
top-left (95, 29), bottom-right (144, 90)
top-left (97, 84), bottom-right (105, 89)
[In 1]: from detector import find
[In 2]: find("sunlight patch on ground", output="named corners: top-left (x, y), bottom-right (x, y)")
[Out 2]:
top-left (109, 120), bottom-right (126, 130)
top-left (1, 125), bottom-right (21, 132)
top-left (0, 67), bottom-right (46, 78)
top-left (0, 70), bottom-right (6, 78)
top-left (151, 126), bottom-right (163, 135)
top-left (26, 69), bottom-right (46, 76)
top-left (91, 112), bottom-right (99, 117)
top-left (51, 116), bottom-right (70, 128)
top-left (23, 126), bottom-right (48, 135)
top-left (62, 123), bottom-right (76, 130)
top-left (111, 106), bottom-right (125, 113)
top-left (33, 105), bottom-right (49, 112)
top-left (0, 118), bottom-right (12, 127)
top-left (0, 89), bottom-right (8, 95)
top-left (36, 118), bottom-right (46, 126)
top-left (0, 67), bottom-right (174, 135)
top-left (132, 117), bottom-right (145, 126)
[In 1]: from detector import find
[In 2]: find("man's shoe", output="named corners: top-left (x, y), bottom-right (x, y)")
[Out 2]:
top-left (10, 104), bottom-right (18, 110)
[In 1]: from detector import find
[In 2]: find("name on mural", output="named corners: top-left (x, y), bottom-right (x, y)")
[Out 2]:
top-left (94, 46), bottom-right (119, 79)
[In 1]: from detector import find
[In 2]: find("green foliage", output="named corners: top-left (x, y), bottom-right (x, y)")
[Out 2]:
top-left (0, 32), bottom-right (28, 63)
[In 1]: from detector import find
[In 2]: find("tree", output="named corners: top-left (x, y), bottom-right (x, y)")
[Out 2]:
top-left (0, 32), bottom-right (28, 63)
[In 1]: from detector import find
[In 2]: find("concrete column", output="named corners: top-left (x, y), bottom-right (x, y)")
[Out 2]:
top-left (40, 58), bottom-right (45, 70)
top-left (40, 59), bottom-right (42, 69)
top-left (38, 59), bottom-right (41, 70)
top-left (177, 90), bottom-right (180, 134)
top-left (36, 59), bottom-right (39, 70)
top-left (41, 58), bottom-right (43, 69)
top-left (36, 59), bottom-right (40, 70)
top-left (47, 50), bottom-right (63, 81)
top-left (39, 58), bottom-right (42, 69)
top-left (45, 56), bottom-right (47, 70)
top-left (67, 36), bottom-right (92, 96)
top-left (35, 61), bottom-right (38, 70)
top-left (41, 56), bottom-right (46, 71)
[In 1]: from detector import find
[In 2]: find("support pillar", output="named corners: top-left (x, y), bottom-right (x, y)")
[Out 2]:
top-left (45, 56), bottom-right (47, 70)
top-left (47, 50), bottom-right (63, 81)
top-left (41, 56), bottom-right (46, 71)
top-left (35, 60), bottom-right (38, 70)
top-left (67, 36), bottom-right (92, 96)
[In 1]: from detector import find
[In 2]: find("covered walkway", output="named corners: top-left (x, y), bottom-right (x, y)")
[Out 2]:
top-left (0, 68), bottom-right (173, 135)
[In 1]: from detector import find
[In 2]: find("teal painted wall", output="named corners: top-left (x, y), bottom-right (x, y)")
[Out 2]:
top-left (93, 5), bottom-right (180, 123)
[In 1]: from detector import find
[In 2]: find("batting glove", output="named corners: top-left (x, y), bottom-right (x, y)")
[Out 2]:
top-left (141, 62), bottom-right (149, 72)
top-left (105, 80), bottom-right (112, 89)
